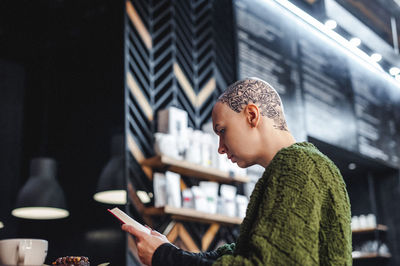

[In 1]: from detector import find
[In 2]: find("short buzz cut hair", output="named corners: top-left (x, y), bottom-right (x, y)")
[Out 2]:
top-left (217, 77), bottom-right (288, 131)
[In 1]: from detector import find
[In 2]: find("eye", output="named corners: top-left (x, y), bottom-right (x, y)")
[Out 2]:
top-left (219, 128), bottom-right (225, 134)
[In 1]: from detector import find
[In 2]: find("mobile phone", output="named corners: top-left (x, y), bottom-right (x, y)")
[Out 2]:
top-left (108, 207), bottom-right (151, 234)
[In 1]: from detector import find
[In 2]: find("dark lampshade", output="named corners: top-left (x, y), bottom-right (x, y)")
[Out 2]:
top-left (12, 158), bottom-right (69, 219)
top-left (93, 135), bottom-right (127, 205)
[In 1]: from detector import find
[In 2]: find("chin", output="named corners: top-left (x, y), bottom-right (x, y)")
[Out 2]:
top-left (236, 160), bottom-right (254, 168)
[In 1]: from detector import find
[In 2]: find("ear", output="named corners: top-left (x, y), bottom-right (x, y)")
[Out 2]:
top-left (244, 104), bottom-right (260, 128)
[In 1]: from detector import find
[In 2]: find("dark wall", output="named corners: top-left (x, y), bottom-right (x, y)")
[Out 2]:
top-left (0, 60), bottom-right (25, 239)
top-left (0, 1), bottom-right (126, 264)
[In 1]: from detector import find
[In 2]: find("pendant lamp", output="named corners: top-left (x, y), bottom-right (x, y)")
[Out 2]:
top-left (93, 135), bottom-right (127, 205)
top-left (12, 158), bottom-right (69, 220)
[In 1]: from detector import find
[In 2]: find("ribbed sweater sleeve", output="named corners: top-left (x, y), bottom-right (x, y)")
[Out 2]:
top-left (214, 158), bottom-right (321, 265)
top-left (152, 243), bottom-right (235, 266)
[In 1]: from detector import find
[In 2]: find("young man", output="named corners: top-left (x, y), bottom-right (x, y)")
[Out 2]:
top-left (123, 78), bottom-right (352, 265)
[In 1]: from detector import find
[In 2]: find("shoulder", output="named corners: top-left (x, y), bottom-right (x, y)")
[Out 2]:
top-left (270, 142), bottom-right (319, 173)
top-left (267, 142), bottom-right (341, 186)
top-left (279, 142), bottom-right (337, 168)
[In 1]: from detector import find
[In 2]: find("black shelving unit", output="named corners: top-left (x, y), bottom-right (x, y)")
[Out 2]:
top-left (309, 137), bottom-right (399, 266)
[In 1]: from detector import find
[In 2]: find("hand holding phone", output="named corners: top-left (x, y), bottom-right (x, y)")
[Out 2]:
top-left (108, 207), bottom-right (151, 234)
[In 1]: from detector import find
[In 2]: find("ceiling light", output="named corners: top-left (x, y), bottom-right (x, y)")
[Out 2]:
top-left (12, 158), bottom-right (69, 220)
top-left (324, 19), bottom-right (337, 30)
top-left (136, 191), bottom-right (151, 204)
top-left (94, 135), bottom-right (127, 205)
top-left (0, 221), bottom-right (3, 229)
top-left (349, 37), bottom-right (361, 47)
top-left (12, 207), bottom-right (69, 220)
top-left (94, 190), bottom-right (127, 205)
top-left (371, 53), bottom-right (382, 62)
top-left (273, 0), bottom-right (399, 82)
top-left (389, 67), bottom-right (400, 76)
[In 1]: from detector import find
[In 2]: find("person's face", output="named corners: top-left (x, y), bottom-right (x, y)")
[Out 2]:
top-left (212, 102), bottom-right (258, 168)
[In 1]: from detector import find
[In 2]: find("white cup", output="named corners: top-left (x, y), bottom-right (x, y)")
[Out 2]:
top-left (0, 238), bottom-right (48, 266)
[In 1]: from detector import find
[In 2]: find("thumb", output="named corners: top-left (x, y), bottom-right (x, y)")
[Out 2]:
top-left (122, 224), bottom-right (147, 239)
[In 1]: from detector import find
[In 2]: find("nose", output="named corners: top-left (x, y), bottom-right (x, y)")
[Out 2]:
top-left (218, 138), bottom-right (227, 154)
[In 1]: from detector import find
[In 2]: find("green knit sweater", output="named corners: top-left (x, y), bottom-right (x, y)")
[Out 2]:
top-left (213, 142), bottom-right (352, 265)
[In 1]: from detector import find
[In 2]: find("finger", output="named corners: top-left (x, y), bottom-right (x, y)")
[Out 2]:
top-left (150, 229), bottom-right (164, 237)
top-left (122, 224), bottom-right (147, 240)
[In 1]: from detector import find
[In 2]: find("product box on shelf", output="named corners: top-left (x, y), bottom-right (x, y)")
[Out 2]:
top-left (199, 181), bottom-right (219, 214)
top-left (157, 107), bottom-right (189, 157)
top-left (153, 171), bottom-right (182, 208)
top-left (154, 132), bottom-right (182, 160)
top-left (157, 106), bottom-right (188, 138)
top-left (219, 184), bottom-right (237, 217)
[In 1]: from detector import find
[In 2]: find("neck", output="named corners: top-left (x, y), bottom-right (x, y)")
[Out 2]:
top-left (257, 130), bottom-right (296, 168)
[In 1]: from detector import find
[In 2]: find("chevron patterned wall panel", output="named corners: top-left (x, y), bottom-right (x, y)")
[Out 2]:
top-left (124, 0), bottom-right (237, 264)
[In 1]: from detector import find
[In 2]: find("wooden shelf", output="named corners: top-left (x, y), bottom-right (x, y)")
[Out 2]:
top-left (143, 206), bottom-right (243, 225)
top-left (352, 224), bottom-right (388, 234)
top-left (352, 252), bottom-right (392, 259)
top-left (141, 155), bottom-right (250, 184)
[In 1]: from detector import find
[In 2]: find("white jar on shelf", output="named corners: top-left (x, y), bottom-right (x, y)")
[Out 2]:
top-left (166, 171), bottom-right (181, 208)
top-left (185, 129), bottom-right (202, 165)
top-left (182, 188), bottom-right (194, 209)
top-left (220, 184), bottom-right (237, 217)
top-left (236, 195), bottom-right (248, 218)
top-left (200, 132), bottom-right (213, 168)
top-left (153, 172), bottom-right (167, 207)
top-left (199, 181), bottom-right (219, 214)
top-left (154, 133), bottom-right (181, 160)
top-left (192, 186), bottom-right (208, 213)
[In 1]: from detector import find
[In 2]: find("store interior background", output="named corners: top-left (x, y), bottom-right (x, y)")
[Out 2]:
top-left (1, 0), bottom-right (400, 265)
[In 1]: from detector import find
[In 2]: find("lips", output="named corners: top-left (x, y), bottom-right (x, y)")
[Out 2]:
top-left (228, 155), bottom-right (236, 162)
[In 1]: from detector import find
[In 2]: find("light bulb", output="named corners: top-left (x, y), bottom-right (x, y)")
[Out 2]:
top-left (324, 19), bottom-right (337, 30)
top-left (389, 67), bottom-right (400, 76)
top-left (371, 53), bottom-right (382, 62)
top-left (349, 37), bottom-right (361, 47)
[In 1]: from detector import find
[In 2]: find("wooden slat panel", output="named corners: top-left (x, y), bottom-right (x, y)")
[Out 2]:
top-left (127, 133), bottom-right (152, 179)
top-left (126, 1), bottom-right (152, 49)
top-left (201, 223), bottom-right (220, 251)
top-left (174, 62), bottom-right (196, 106)
top-left (178, 223), bottom-right (200, 252)
top-left (197, 78), bottom-right (216, 107)
top-left (166, 222), bottom-right (180, 242)
top-left (127, 133), bottom-right (145, 163)
top-left (127, 72), bottom-right (153, 121)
